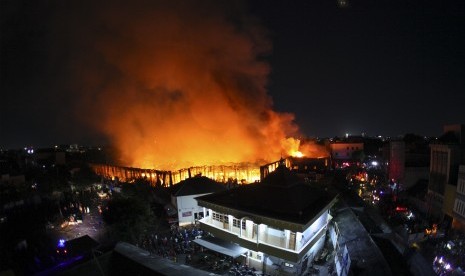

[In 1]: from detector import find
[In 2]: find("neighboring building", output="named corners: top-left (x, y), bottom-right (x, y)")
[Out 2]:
top-left (403, 167), bottom-right (429, 190)
top-left (403, 135), bottom-right (430, 191)
top-left (427, 124), bottom-right (464, 222)
top-left (452, 165), bottom-right (465, 232)
top-left (196, 163), bottom-right (338, 274)
top-left (330, 141), bottom-right (364, 168)
top-left (287, 157), bottom-right (329, 173)
top-left (55, 242), bottom-right (214, 276)
top-left (383, 138), bottom-right (430, 191)
top-left (383, 140), bottom-right (405, 185)
top-left (260, 157), bottom-right (330, 182)
top-left (170, 176), bottom-right (226, 226)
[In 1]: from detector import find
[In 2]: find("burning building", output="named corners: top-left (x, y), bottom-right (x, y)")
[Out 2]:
top-left (91, 162), bottom-right (262, 187)
top-left (91, 151), bottom-right (330, 187)
top-left (65, 1), bottom-right (302, 171)
top-left (49, 1), bottom-right (331, 179)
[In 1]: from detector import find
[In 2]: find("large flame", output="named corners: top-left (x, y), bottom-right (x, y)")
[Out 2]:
top-left (282, 138), bottom-right (329, 159)
top-left (64, 1), bottom-right (326, 169)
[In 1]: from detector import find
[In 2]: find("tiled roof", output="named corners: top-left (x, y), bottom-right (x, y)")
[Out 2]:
top-left (170, 176), bottom-right (227, 197)
top-left (196, 165), bottom-right (337, 225)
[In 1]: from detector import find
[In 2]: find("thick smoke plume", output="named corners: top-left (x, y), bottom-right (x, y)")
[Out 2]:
top-left (56, 1), bottom-right (315, 169)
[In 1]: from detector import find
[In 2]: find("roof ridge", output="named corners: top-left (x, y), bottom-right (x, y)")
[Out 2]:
top-left (174, 181), bottom-right (187, 196)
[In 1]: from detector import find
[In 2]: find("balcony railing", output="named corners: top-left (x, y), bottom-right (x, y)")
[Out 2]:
top-left (198, 216), bottom-right (327, 262)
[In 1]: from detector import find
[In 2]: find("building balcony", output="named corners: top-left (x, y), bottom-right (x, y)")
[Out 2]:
top-left (198, 216), bottom-right (327, 263)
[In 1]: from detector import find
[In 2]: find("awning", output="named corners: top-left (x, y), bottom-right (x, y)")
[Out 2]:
top-left (193, 236), bottom-right (248, 258)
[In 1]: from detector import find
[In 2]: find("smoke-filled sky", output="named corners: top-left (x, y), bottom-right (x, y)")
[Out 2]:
top-left (2, 0), bottom-right (465, 156)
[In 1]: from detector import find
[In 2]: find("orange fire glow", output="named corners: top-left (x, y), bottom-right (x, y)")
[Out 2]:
top-left (281, 137), bottom-right (329, 159)
top-left (72, 1), bottom-right (327, 170)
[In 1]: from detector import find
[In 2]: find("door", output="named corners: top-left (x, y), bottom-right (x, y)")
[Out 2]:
top-left (289, 232), bottom-right (296, 250)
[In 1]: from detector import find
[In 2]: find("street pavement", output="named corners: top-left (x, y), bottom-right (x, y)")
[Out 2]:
top-left (50, 196), bottom-right (106, 242)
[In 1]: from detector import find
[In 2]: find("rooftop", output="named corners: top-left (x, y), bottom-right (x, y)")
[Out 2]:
top-left (170, 176), bottom-right (227, 197)
top-left (196, 165), bottom-right (338, 226)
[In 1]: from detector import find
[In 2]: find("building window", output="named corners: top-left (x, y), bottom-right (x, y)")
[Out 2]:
top-left (233, 218), bottom-right (246, 229)
top-left (213, 213), bottom-right (227, 223)
top-left (248, 251), bottom-right (263, 261)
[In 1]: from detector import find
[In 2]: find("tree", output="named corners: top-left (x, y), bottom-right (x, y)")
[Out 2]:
top-left (121, 178), bottom-right (153, 202)
top-left (70, 164), bottom-right (99, 188)
top-left (102, 196), bottom-right (154, 243)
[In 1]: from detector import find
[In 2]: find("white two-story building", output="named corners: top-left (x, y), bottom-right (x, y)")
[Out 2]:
top-left (170, 176), bottom-right (227, 226)
top-left (195, 163), bottom-right (338, 274)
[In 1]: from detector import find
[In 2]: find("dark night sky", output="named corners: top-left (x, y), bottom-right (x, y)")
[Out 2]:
top-left (1, 0), bottom-right (465, 150)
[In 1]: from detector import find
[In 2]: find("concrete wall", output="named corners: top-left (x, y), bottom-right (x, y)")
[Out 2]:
top-left (176, 193), bottom-right (209, 225)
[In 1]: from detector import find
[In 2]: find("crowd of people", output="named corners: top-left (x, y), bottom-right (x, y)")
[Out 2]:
top-left (135, 224), bottom-right (271, 275)
top-left (137, 224), bottom-right (204, 261)
top-left (59, 189), bottom-right (94, 225)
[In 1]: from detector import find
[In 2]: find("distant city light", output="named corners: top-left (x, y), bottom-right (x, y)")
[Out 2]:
top-left (338, 0), bottom-right (349, 8)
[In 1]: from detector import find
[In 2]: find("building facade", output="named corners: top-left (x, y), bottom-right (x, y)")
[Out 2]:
top-left (170, 176), bottom-right (226, 226)
top-left (427, 124), bottom-right (464, 222)
top-left (383, 140), bottom-right (405, 185)
top-left (452, 165), bottom-right (465, 232)
top-left (196, 165), bottom-right (338, 274)
top-left (330, 142), bottom-right (364, 168)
